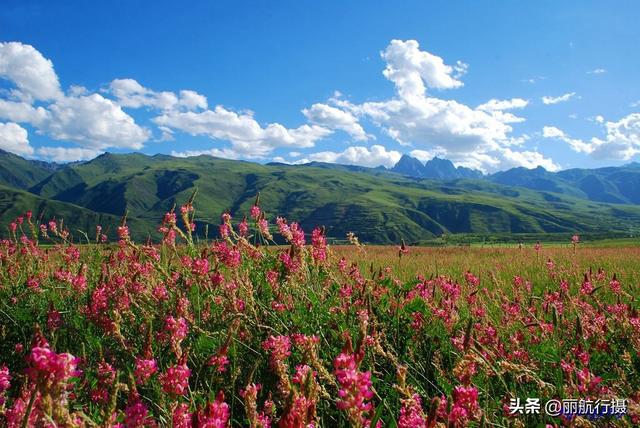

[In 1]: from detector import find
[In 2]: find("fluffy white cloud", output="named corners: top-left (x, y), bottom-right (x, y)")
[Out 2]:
top-left (36, 146), bottom-right (102, 162)
top-left (157, 126), bottom-right (175, 142)
top-left (0, 42), bottom-right (62, 101)
top-left (0, 99), bottom-right (49, 125)
top-left (0, 122), bottom-right (33, 156)
top-left (542, 125), bottom-right (594, 153)
top-left (542, 92), bottom-right (576, 105)
top-left (477, 98), bottom-right (528, 112)
top-left (477, 98), bottom-right (529, 124)
top-left (499, 147), bottom-right (560, 171)
top-left (109, 79), bottom-right (208, 111)
top-left (0, 43), bottom-right (151, 161)
top-left (542, 126), bottom-right (565, 139)
top-left (42, 94), bottom-right (150, 150)
top-left (110, 78), bottom-right (178, 110)
top-left (155, 106), bottom-right (332, 157)
top-left (590, 113), bottom-right (640, 159)
top-left (171, 147), bottom-right (243, 160)
top-left (543, 114), bottom-right (640, 160)
top-left (0, 39), bottom-right (565, 171)
top-left (178, 90), bottom-right (208, 110)
top-left (588, 68), bottom-right (606, 75)
top-left (302, 103), bottom-right (369, 141)
top-left (312, 40), bottom-right (540, 172)
top-left (354, 96), bottom-right (514, 153)
top-left (381, 39), bottom-right (464, 101)
top-left (409, 149), bottom-right (440, 162)
top-left (304, 144), bottom-right (401, 168)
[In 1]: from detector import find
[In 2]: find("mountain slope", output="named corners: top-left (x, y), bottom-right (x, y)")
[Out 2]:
top-left (17, 152), bottom-right (640, 243)
top-left (0, 149), bottom-right (60, 189)
top-left (386, 155), bottom-right (640, 206)
top-left (0, 184), bottom-right (149, 240)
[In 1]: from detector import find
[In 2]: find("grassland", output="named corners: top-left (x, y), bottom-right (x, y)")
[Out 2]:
top-left (0, 199), bottom-right (639, 426)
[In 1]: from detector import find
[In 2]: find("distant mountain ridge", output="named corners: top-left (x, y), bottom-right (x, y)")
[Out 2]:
top-left (3, 149), bottom-right (640, 243)
top-left (387, 154), bottom-right (640, 205)
top-left (391, 154), bottom-right (483, 179)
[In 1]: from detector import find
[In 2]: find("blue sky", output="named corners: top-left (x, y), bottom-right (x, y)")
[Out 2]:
top-left (1, 0), bottom-right (639, 172)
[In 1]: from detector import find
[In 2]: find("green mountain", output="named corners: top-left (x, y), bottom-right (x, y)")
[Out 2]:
top-left (0, 151), bottom-right (638, 243)
top-left (0, 183), bottom-right (149, 241)
top-left (555, 165), bottom-right (640, 204)
top-left (488, 164), bottom-right (640, 203)
top-left (389, 154), bottom-right (640, 205)
top-left (0, 149), bottom-right (60, 189)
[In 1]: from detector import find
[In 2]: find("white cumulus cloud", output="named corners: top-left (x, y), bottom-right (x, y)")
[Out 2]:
top-left (155, 106), bottom-right (332, 158)
top-left (409, 149), bottom-right (441, 162)
top-left (0, 42), bottom-right (62, 101)
top-left (476, 98), bottom-right (529, 112)
top-left (543, 114), bottom-right (640, 160)
top-left (0, 99), bottom-right (49, 125)
top-left (591, 113), bottom-right (640, 159)
top-left (542, 126), bottom-right (566, 139)
top-left (302, 103), bottom-right (369, 141)
top-left (542, 125), bottom-right (594, 153)
top-left (0, 43), bottom-right (151, 161)
top-left (381, 39), bottom-right (464, 100)
top-left (499, 147), bottom-right (560, 171)
top-left (0, 122), bottom-right (33, 156)
top-left (307, 40), bottom-right (548, 172)
top-left (0, 39), bottom-right (568, 171)
top-left (304, 144), bottom-right (401, 168)
top-left (179, 90), bottom-right (208, 110)
top-left (108, 79), bottom-right (209, 111)
top-left (109, 78), bottom-right (178, 110)
top-left (171, 147), bottom-right (243, 160)
top-left (541, 92), bottom-right (576, 105)
top-left (476, 98), bottom-right (529, 124)
top-left (36, 146), bottom-right (102, 162)
top-left (42, 93), bottom-right (151, 150)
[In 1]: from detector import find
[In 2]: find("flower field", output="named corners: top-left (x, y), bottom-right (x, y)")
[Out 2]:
top-left (1, 198), bottom-right (639, 427)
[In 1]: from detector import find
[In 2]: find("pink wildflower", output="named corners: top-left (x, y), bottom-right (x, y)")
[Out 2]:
top-left (0, 365), bottom-right (10, 406)
top-left (134, 358), bottom-right (158, 385)
top-left (173, 403), bottom-right (194, 428)
top-left (27, 343), bottom-right (82, 384)
top-left (262, 335), bottom-right (291, 366)
top-left (238, 217), bottom-right (249, 236)
top-left (398, 394), bottom-right (427, 428)
top-left (250, 204), bottom-right (261, 219)
top-left (196, 392), bottom-right (230, 427)
top-left (159, 363), bottom-right (191, 395)
top-left (448, 385), bottom-right (479, 425)
top-left (311, 227), bottom-right (327, 262)
top-left (164, 315), bottom-right (188, 347)
top-left (124, 394), bottom-right (156, 427)
top-left (258, 218), bottom-right (272, 239)
top-left (333, 350), bottom-right (374, 426)
top-left (192, 257), bottom-right (210, 276)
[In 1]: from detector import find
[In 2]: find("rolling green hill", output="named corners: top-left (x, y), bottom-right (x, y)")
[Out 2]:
top-left (0, 183), bottom-right (149, 241)
top-left (0, 149), bottom-right (60, 189)
top-left (1, 151), bottom-right (639, 243)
